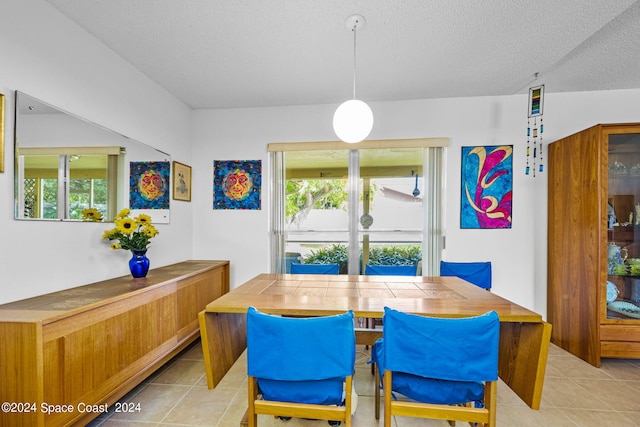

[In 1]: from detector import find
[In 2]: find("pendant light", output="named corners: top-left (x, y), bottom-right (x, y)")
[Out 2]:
top-left (333, 14), bottom-right (374, 144)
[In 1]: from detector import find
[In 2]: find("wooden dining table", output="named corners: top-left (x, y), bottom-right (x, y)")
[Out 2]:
top-left (198, 273), bottom-right (551, 410)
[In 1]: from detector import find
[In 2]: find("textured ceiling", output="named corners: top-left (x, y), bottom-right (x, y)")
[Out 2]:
top-left (45, 0), bottom-right (640, 110)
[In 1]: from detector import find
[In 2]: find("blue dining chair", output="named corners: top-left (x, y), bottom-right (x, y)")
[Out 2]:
top-left (371, 307), bottom-right (500, 427)
top-left (246, 307), bottom-right (356, 427)
top-left (440, 261), bottom-right (492, 290)
top-left (364, 264), bottom-right (417, 276)
top-left (290, 263), bottom-right (340, 275)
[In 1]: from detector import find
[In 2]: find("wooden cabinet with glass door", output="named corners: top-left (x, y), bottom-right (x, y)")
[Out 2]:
top-left (548, 123), bottom-right (640, 367)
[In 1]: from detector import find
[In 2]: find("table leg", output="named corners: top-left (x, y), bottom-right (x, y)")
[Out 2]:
top-left (498, 321), bottom-right (552, 409)
top-left (198, 311), bottom-right (247, 389)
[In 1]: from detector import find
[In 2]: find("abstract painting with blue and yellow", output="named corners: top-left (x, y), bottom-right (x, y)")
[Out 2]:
top-left (130, 161), bottom-right (170, 210)
top-left (213, 160), bottom-right (261, 210)
top-left (460, 146), bottom-right (512, 229)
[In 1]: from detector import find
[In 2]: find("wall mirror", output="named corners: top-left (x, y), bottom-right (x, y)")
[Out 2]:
top-left (14, 91), bottom-right (170, 223)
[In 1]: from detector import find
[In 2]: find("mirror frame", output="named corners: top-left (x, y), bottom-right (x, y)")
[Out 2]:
top-left (0, 93), bottom-right (5, 173)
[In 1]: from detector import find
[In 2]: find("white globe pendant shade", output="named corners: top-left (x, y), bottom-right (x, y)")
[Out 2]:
top-left (333, 99), bottom-right (374, 143)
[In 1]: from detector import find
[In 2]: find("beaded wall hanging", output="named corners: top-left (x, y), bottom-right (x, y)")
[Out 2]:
top-left (526, 83), bottom-right (544, 176)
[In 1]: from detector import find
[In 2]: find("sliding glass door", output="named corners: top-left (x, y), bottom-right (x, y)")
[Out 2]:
top-left (270, 139), bottom-right (444, 275)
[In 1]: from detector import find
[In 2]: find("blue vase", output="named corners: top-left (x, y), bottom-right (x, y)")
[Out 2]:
top-left (129, 250), bottom-right (150, 278)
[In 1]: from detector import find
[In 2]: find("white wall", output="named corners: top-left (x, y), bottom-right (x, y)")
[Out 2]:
top-left (0, 0), bottom-right (192, 303)
top-left (3, 1), bottom-right (640, 318)
top-left (191, 89), bottom-right (640, 317)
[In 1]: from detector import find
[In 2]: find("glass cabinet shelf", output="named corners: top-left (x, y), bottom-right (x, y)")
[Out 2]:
top-left (608, 132), bottom-right (640, 319)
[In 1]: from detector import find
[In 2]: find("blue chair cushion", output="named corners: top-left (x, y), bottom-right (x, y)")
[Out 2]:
top-left (372, 339), bottom-right (485, 405)
top-left (392, 374), bottom-right (485, 405)
top-left (290, 263), bottom-right (340, 274)
top-left (246, 307), bottom-right (355, 405)
top-left (440, 261), bottom-right (492, 289)
top-left (257, 378), bottom-right (345, 405)
top-left (365, 264), bottom-right (417, 276)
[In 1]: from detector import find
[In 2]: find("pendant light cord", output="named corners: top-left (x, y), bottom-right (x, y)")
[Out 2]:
top-left (352, 24), bottom-right (357, 100)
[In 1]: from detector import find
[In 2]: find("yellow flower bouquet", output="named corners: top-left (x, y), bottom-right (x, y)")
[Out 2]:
top-left (102, 208), bottom-right (159, 251)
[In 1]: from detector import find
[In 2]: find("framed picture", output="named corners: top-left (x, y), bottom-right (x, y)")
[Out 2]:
top-left (460, 145), bottom-right (513, 229)
top-left (0, 93), bottom-right (4, 173)
top-left (213, 159), bottom-right (261, 210)
top-left (172, 161), bottom-right (192, 202)
top-left (129, 161), bottom-right (171, 209)
top-left (528, 84), bottom-right (544, 117)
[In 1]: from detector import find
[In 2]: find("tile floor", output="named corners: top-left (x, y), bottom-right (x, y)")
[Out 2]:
top-left (87, 341), bottom-right (640, 427)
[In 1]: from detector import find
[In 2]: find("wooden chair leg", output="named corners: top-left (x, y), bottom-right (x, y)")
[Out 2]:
top-left (247, 376), bottom-right (258, 427)
top-left (383, 370), bottom-right (392, 427)
top-left (344, 375), bottom-right (353, 427)
top-left (485, 380), bottom-right (497, 427)
top-left (374, 363), bottom-right (380, 420)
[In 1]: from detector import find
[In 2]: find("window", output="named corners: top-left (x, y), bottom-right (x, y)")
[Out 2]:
top-left (269, 138), bottom-right (446, 275)
top-left (16, 147), bottom-right (120, 220)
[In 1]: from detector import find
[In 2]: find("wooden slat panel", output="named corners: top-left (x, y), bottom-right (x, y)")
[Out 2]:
top-left (176, 268), bottom-right (226, 340)
top-left (600, 323), bottom-right (640, 340)
top-left (176, 275), bottom-right (198, 338)
top-left (0, 322), bottom-right (44, 426)
top-left (41, 290), bottom-right (179, 425)
top-left (601, 340), bottom-right (640, 358)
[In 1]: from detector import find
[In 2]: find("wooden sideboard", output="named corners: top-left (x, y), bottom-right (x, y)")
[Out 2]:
top-left (0, 260), bottom-right (229, 426)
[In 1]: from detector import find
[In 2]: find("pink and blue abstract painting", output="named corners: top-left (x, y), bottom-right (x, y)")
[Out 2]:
top-left (460, 146), bottom-right (512, 229)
